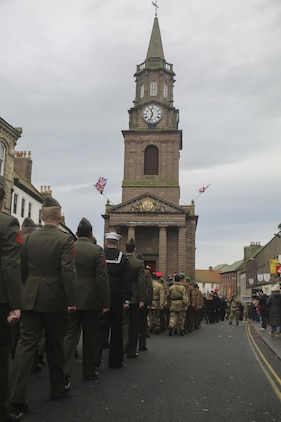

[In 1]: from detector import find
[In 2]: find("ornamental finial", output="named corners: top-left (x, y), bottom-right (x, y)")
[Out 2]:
top-left (152, 1), bottom-right (159, 17)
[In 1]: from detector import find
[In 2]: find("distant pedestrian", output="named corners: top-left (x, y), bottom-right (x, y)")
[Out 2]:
top-left (267, 285), bottom-right (281, 337)
top-left (256, 289), bottom-right (268, 330)
top-left (228, 294), bottom-right (241, 326)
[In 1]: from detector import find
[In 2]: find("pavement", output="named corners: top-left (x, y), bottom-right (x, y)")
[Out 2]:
top-left (251, 321), bottom-right (281, 359)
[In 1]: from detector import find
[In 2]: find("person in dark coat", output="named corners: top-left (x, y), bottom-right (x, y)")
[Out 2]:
top-left (0, 178), bottom-right (22, 422)
top-left (63, 218), bottom-right (110, 382)
top-left (104, 232), bottom-right (132, 369)
top-left (267, 285), bottom-right (281, 337)
top-left (9, 196), bottom-right (77, 420)
top-left (204, 293), bottom-right (215, 324)
top-left (256, 289), bottom-right (268, 330)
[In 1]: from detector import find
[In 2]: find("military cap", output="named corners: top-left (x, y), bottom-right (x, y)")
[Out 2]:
top-left (78, 217), bottom-right (92, 229)
top-left (0, 175), bottom-right (6, 187)
top-left (185, 276), bottom-right (191, 282)
top-left (22, 217), bottom-right (35, 227)
top-left (42, 195), bottom-right (61, 208)
top-left (179, 273), bottom-right (185, 279)
top-left (105, 232), bottom-right (121, 241)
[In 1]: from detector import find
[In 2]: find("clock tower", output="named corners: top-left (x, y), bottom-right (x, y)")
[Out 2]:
top-left (104, 13), bottom-right (198, 279)
top-left (122, 15), bottom-right (181, 203)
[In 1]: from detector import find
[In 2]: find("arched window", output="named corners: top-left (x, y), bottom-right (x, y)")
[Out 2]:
top-left (163, 83), bottom-right (168, 98)
top-left (0, 142), bottom-right (5, 175)
top-left (150, 81), bottom-right (157, 96)
top-left (144, 145), bottom-right (159, 175)
top-left (140, 83), bottom-right (144, 98)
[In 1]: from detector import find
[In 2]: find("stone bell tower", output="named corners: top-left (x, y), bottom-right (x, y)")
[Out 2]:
top-left (104, 10), bottom-right (198, 279)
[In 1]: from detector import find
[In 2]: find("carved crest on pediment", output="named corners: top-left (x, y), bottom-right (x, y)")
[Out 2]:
top-left (107, 193), bottom-right (186, 215)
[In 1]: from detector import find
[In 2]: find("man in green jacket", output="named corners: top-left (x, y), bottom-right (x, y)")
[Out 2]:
top-left (0, 176), bottom-right (22, 422)
top-left (10, 196), bottom-right (77, 420)
top-left (63, 218), bottom-right (110, 382)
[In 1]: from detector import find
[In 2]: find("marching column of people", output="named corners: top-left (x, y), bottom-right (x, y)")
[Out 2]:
top-left (1, 194), bottom-right (241, 422)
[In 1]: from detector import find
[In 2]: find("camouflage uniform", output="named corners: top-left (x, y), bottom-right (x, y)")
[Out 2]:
top-left (168, 279), bottom-right (189, 336)
top-left (228, 295), bottom-right (240, 325)
top-left (148, 278), bottom-right (165, 334)
top-left (192, 285), bottom-right (204, 329)
top-left (160, 278), bottom-right (170, 332)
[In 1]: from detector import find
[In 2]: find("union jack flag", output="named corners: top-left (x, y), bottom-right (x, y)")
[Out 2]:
top-left (198, 184), bottom-right (210, 193)
top-left (95, 177), bottom-right (107, 194)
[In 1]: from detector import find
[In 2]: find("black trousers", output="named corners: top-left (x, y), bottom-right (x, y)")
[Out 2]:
top-left (108, 298), bottom-right (123, 368)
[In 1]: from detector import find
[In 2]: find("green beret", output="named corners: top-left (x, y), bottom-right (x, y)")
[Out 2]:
top-left (22, 217), bottom-right (35, 227)
top-left (78, 217), bottom-right (92, 231)
top-left (185, 276), bottom-right (191, 282)
top-left (42, 196), bottom-right (61, 208)
top-left (179, 273), bottom-right (185, 278)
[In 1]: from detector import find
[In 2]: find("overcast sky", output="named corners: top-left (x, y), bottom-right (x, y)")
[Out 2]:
top-left (1, 0), bottom-right (280, 269)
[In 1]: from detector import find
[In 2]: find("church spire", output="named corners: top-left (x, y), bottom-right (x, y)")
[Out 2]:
top-left (146, 16), bottom-right (165, 67)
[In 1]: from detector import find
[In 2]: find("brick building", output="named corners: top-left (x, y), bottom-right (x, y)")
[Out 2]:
top-left (103, 15), bottom-right (198, 279)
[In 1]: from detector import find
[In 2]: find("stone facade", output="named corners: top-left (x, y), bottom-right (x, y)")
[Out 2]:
top-left (0, 117), bottom-right (22, 212)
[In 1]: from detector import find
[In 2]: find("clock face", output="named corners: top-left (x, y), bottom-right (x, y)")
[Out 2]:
top-left (143, 105), bottom-right (162, 124)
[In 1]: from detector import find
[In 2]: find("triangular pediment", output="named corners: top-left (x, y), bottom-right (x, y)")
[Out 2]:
top-left (107, 192), bottom-right (187, 215)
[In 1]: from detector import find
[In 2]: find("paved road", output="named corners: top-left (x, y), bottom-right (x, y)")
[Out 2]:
top-left (18, 320), bottom-right (281, 422)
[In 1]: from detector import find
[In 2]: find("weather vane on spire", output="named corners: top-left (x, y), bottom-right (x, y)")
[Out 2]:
top-left (152, 1), bottom-right (159, 17)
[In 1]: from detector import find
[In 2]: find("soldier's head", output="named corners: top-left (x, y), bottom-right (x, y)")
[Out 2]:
top-left (22, 217), bottom-right (36, 235)
top-left (125, 238), bottom-right (136, 253)
top-left (77, 217), bottom-right (92, 239)
top-left (41, 196), bottom-right (62, 224)
top-left (174, 274), bottom-right (180, 283)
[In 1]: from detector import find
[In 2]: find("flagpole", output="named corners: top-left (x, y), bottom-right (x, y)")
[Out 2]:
top-left (193, 184), bottom-right (211, 202)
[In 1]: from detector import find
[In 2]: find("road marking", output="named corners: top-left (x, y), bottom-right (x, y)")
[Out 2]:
top-left (246, 324), bottom-right (281, 401)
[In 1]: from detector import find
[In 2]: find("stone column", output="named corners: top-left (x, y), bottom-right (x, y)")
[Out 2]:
top-left (158, 226), bottom-right (167, 275)
top-left (127, 226), bottom-right (135, 241)
top-left (178, 226), bottom-right (186, 273)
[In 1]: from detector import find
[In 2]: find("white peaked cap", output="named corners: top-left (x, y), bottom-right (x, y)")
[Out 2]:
top-left (105, 232), bottom-right (121, 241)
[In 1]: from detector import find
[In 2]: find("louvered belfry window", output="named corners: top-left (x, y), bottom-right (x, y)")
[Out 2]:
top-left (144, 145), bottom-right (158, 175)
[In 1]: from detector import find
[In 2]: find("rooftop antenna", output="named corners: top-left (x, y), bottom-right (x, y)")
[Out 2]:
top-left (152, 1), bottom-right (159, 17)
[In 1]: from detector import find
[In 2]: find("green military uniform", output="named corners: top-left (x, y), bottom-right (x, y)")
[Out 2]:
top-left (64, 231), bottom-right (110, 380)
top-left (124, 253), bottom-right (145, 357)
top-left (10, 197), bottom-right (77, 410)
top-left (0, 208), bottom-right (22, 422)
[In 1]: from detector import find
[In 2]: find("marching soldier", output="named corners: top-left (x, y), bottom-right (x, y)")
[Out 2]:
top-left (0, 176), bottom-right (22, 422)
top-left (148, 272), bottom-right (165, 334)
top-left (168, 275), bottom-right (189, 336)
